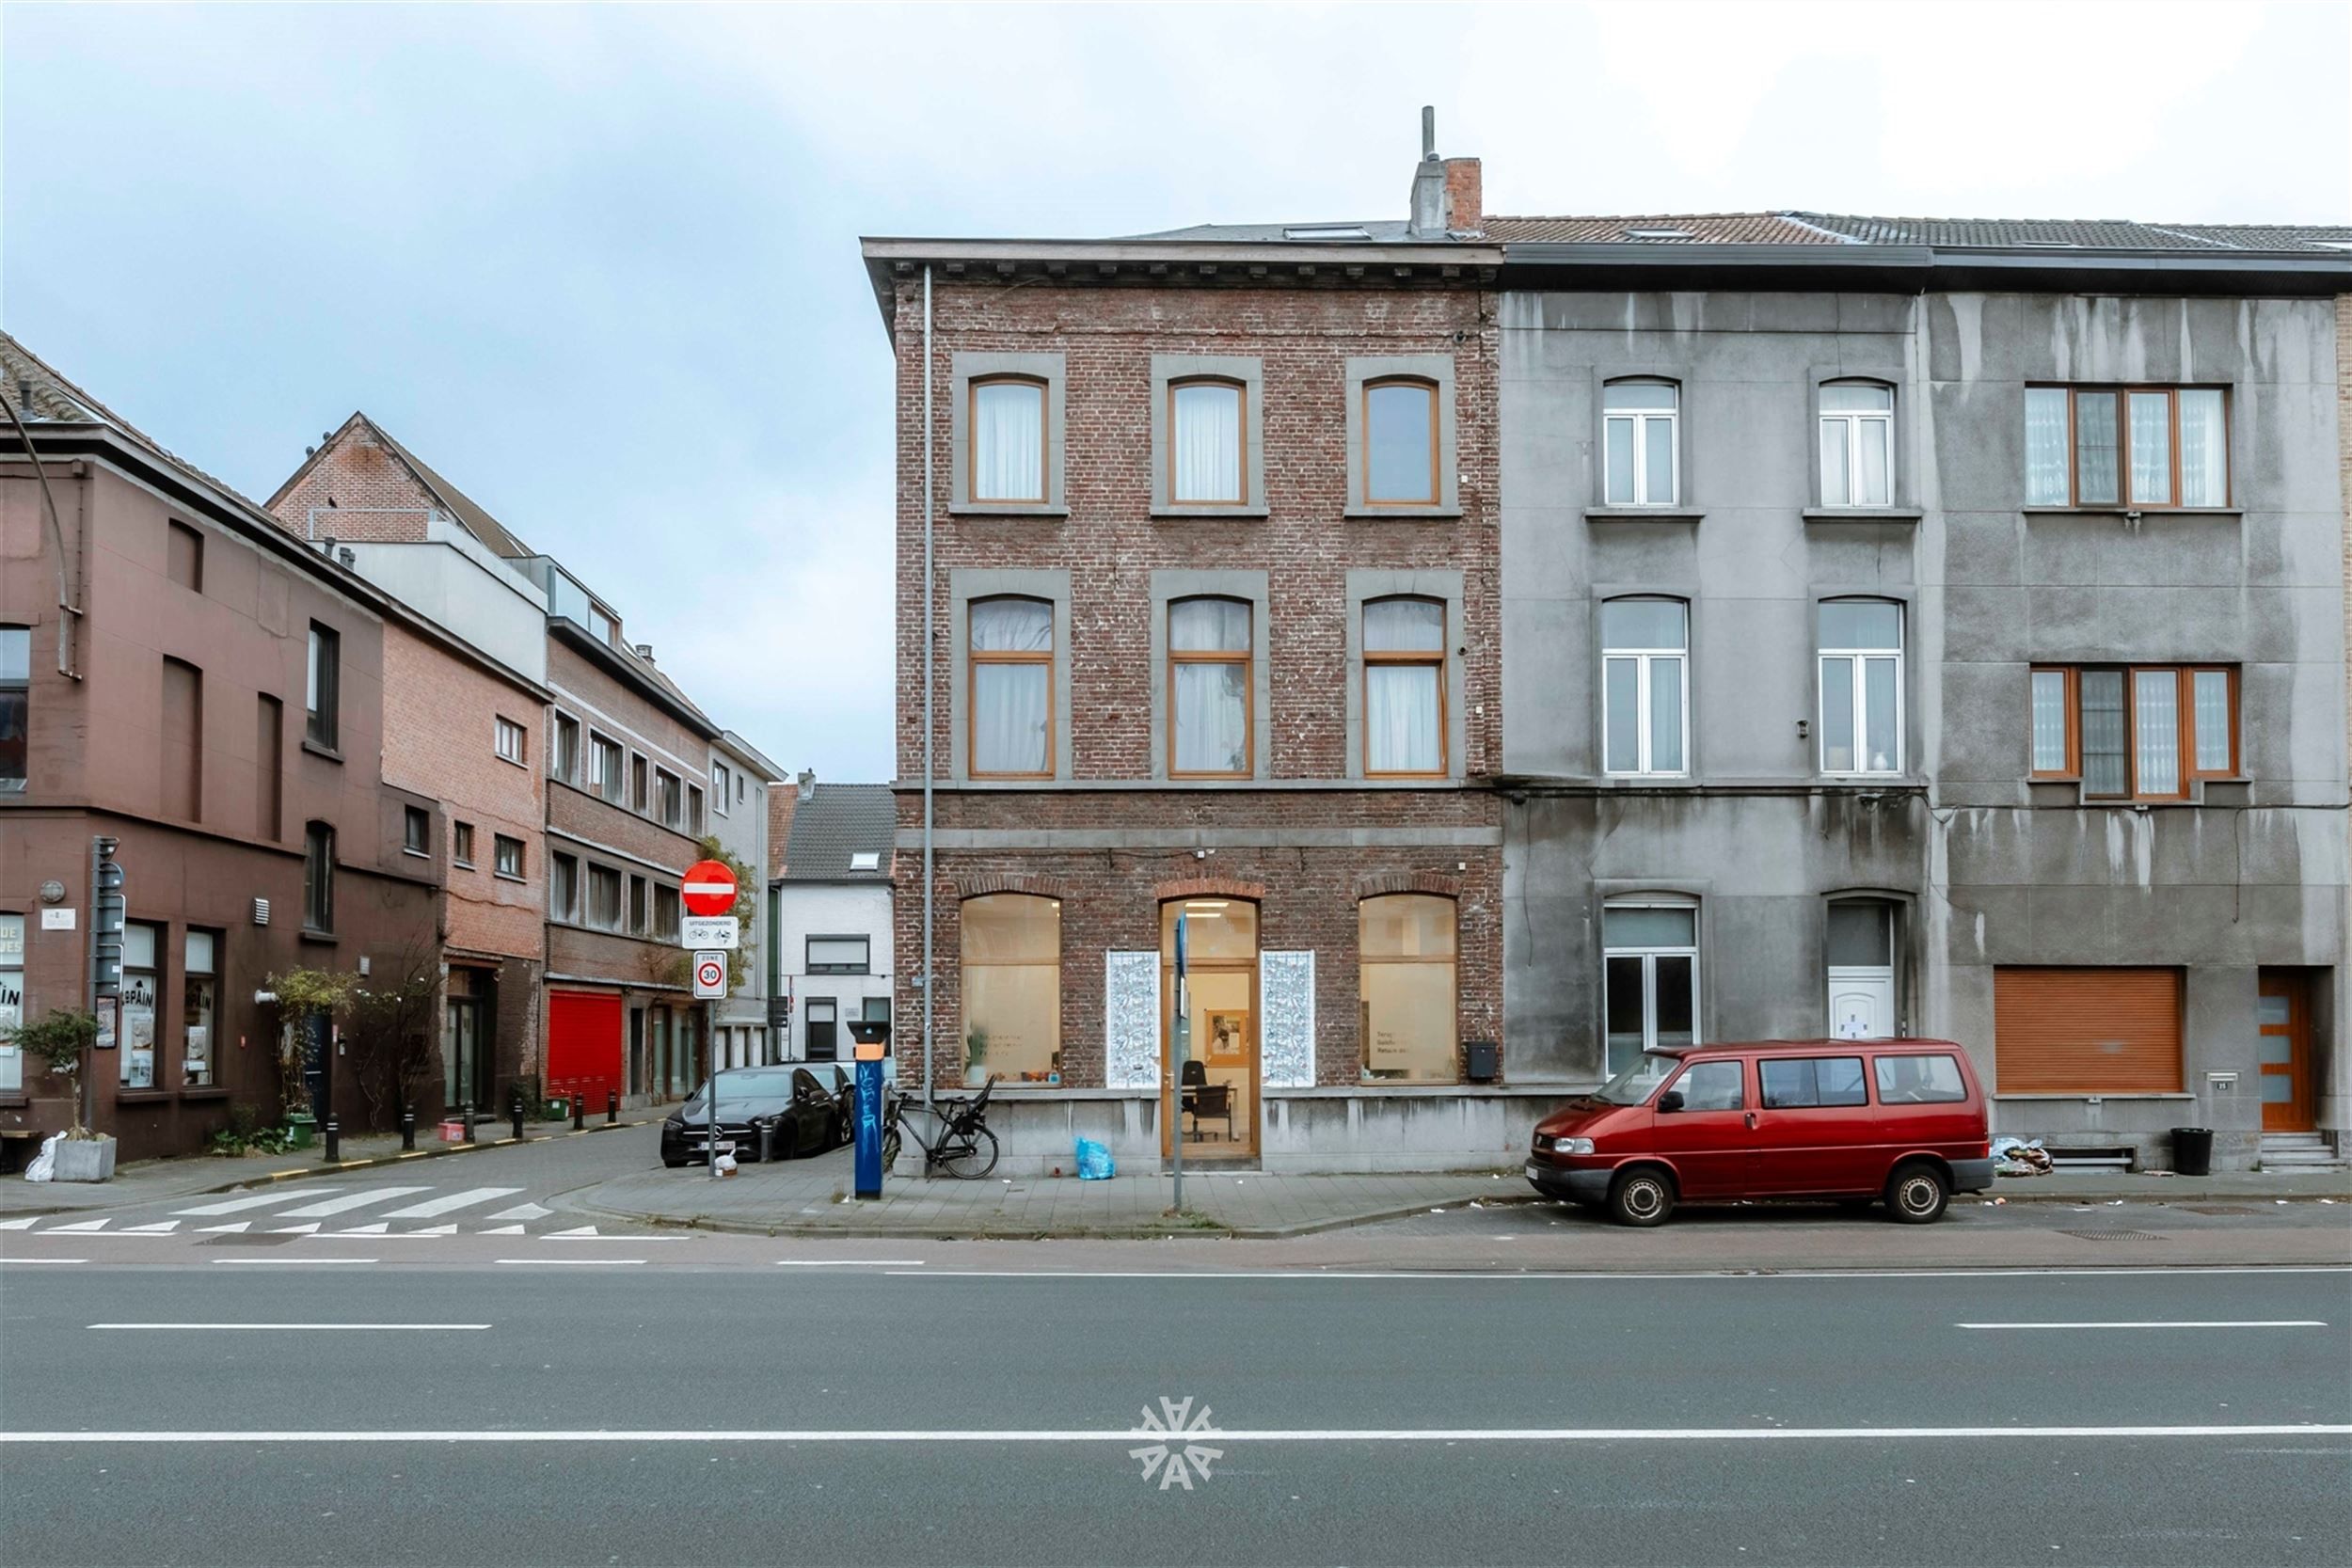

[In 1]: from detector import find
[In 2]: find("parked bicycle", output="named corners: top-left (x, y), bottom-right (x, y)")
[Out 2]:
top-left (880, 1076), bottom-right (1000, 1178)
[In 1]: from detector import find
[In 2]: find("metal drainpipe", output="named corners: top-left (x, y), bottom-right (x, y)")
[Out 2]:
top-left (921, 263), bottom-right (935, 1112)
top-left (0, 389), bottom-right (82, 678)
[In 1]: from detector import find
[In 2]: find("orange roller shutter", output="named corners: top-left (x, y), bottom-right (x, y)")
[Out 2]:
top-left (1994, 967), bottom-right (2184, 1093)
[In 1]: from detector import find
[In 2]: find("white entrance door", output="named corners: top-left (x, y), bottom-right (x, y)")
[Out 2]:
top-left (1827, 968), bottom-right (1895, 1039)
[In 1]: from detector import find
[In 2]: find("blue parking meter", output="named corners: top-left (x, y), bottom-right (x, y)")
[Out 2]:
top-left (848, 1020), bottom-right (889, 1199)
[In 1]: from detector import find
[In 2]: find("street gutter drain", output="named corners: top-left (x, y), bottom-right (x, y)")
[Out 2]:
top-left (2057, 1229), bottom-right (2169, 1242)
top-left (2180, 1205), bottom-right (2261, 1216)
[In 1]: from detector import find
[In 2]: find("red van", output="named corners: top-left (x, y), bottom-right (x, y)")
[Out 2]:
top-left (1525, 1039), bottom-right (1993, 1227)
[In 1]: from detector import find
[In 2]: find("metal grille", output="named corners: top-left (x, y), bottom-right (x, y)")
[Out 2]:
top-left (2058, 1229), bottom-right (2169, 1242)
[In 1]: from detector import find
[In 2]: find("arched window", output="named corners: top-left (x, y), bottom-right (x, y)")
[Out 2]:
top-left (1169, 378), bottom-right (1246, 505)
top-left (1363, 596), bottom-right (1446, 775)
top-left (1817, 598), bottom-right (1902, 775)
top-left (1818, 381), bottom-right (1894, 507)
top-left (1168, 597), bottom-right (1251, 776)
top-left (970, 375), bottom-right (1047, 503)
top-left (968, 597), bottom-right (1054, 778)
top-left (962, 894), bottom-right (1061, 1084)
top-left (1601, 597), bottom-right (1688, 776)
top-left (1603, 379), bottom-right (1678, 506)
top-left (1359, 894), bottom-right (1458, 1083)
top-left (1363, 377), bottom-right (1438, 505)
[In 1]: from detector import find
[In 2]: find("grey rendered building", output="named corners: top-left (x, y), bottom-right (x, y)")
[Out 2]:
top-left (708, 729), bottom-right (786, 1069)
top-left (1495, 213), bottom-right (2352, 1170)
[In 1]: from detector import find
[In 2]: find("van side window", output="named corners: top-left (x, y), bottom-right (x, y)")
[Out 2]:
top-left (1760, 1055), bottom-right (1867, 1109)
top-left (1873, 1053), bottom-right (1967, 1104)
top-left (1674, 1059), bottom-right (1744, 1111)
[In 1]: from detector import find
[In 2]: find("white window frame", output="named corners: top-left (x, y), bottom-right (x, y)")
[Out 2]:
top-left (1601, 600), bottom-right (1689, 778)
top-left (1818, 382), bottom-right (1895, 508)
top-left (1817, 603), bottom-right (1905, 778)
top-left (494, 716), bottom-right (526, 765)
top-left (710, 761), bottom-right (731, 816)
top-left (1600, 900), bottom-right (1701, 1078)
top-left (1602, 381), bottom-right (1679, 507)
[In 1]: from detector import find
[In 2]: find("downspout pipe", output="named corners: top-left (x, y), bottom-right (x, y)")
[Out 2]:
top-left (1, 390), bottom-right (81, 678)
top-left (921, 264), bottom-right (935, 1111)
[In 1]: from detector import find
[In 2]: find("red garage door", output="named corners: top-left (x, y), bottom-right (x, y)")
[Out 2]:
top-left (547, 990), bottom-right (623, 1109)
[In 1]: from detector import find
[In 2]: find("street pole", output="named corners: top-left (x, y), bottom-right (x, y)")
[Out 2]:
top-left (1171, 913), bottom-right (1186, 1214)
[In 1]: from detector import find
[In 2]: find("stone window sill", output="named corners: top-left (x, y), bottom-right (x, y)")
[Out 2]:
top-left (1803, 506), bottom-right (1923, 523)
top-left (2021, 506), bottom-right (2243, 520)
top-left (299, 928), bottom-right (338, 945)
top-left (1585, 507), bottom-right (1704, 524)
top-left (300, 738), bottom-right (344, 764)
top-left (178, 1086), bottom-right (230, 1102)
top-left (114, 1090), bottom-right (174, 1106)
top-left (1343, 507), bottom-right (1462, 521)
top-left (494, 871), bottom-right (529, 885)
top-left (947, 503), bottom-right (1069, 519)
top-left (1152, 505), bottom-right (1269, 521)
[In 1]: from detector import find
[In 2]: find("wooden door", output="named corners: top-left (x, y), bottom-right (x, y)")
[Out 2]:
top-left (2257, 972), bottom-right (2313, 1132)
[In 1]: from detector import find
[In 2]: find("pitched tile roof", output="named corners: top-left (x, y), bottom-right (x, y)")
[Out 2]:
top-left (1787, 213), bottom-right (2352, 253)
top-left (779, 784), bottom-right (895, 882)
top-left (1483, 214), bottom-right (1830, 244)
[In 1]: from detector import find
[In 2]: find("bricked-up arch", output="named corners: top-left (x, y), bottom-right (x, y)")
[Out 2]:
top-left (1152, 874), bottom-right (1266, 904)
top-left (955, 871), bottom-right (1073, 902)
top-left (1353, 870), bottom-right (1463, 902)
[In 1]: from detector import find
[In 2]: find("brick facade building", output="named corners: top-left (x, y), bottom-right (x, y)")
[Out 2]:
top-left (865, 145), bottom-right (1540, 1174)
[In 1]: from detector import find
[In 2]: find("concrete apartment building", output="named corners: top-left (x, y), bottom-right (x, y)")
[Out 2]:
top-left (863, 135), bottom-right (1510, 1175)
top-left (268, 418), bottom-right (750, 1112)
top-left (869, 118), bottom-right (2350, 1174)
top-left (1, 338), bottom-right (443, 1159)
top-left (771, 777), bottom-right (896, 1077)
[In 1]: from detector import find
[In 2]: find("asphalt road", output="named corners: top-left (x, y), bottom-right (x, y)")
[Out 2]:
top-left (2, 1262), bottom-right (2345, 1566)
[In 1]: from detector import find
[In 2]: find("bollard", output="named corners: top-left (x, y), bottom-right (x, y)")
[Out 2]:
top-left (510, 1092), bottom-right (525, 1143)
top-left (572, 1090), bottom-right (585, 1132)
top-left (606, 1089), bottom-right (618, 1126)
top-left (324, 1116), bottom-right (340, 1164)
top-left (463, 1101), bottom-right (475, 1144)
top-left (399, 1107), bottom-right (416, 1152)
top-left (759, 1121), bottom-right (774, 1164)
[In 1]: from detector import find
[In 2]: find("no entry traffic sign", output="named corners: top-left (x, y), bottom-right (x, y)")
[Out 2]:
top-left (691, 951), bottom-right (728, 1000)
top-left (682, 859), bottom-right (739, 917)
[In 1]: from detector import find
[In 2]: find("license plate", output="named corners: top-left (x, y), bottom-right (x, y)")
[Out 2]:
top-left (1524, 1163), bottom-right (1542, 1180)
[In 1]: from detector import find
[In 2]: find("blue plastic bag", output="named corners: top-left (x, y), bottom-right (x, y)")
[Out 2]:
top-left (1075, 1136), bottom-right (1116, 1180)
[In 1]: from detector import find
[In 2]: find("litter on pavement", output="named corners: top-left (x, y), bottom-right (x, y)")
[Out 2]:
top-left (1992, 1136), bottom-right (2053, 1177)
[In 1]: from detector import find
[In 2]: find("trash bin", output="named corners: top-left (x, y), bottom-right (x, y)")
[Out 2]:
top-left (2170, 1126), bottom-right (2214, 1177)
top-left (285, 1113), bottom-right (316, 1149)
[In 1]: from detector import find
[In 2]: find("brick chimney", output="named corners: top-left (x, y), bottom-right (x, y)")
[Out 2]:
top-left (1443, 157), bottom-right (1483, 236)
top-left (1406, 107), bottom-right (1481, 238)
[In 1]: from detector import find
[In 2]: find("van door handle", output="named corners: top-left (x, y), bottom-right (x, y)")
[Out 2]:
top-left (1745, 1113), bottom-right (1757, 1129)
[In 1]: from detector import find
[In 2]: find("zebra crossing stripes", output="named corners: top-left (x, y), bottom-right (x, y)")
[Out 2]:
top-left (8, 1181), bottom-right (659, 1240)
top-left (171, 1188), bottom-right (333, 1216)
top-left (275, 1187), bottom-right (431, 1219)
top-left (378, 1188), bottom-right (524, 1220)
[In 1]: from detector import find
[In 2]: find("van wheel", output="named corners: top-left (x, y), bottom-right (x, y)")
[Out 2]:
top-left (1608, 1168), bottom-right (1675, 1227)
top-left (1885, 1163), bottom-right (1949, 1224)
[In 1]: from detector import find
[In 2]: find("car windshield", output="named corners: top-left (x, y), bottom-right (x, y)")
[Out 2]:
top-left (684, 1071), bottom-right (800, 1117)
top-left (1594, 1053), bottom-right (1681, 1105)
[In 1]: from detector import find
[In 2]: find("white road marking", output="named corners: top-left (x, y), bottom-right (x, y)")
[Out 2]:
top-left (4, 1423), bottom-right (2344, 1446)
top-left (196, 1222), bottom-right (251, 1234)
top-left (494, 1259), bottom-right (644, 1266)
top-left (87, 1323), bottom-right (491, 1332)
top-left (1958, 1320), bottom-right (2329, 1330)
top-left (267, 1223), bottom-right (321, 1235)
top-left (209, 1258), bottom-right (378, 1265)
top-left (0, 1258), bottom-right (88, 1265)
top-left (173, 1188), bottom-right (331, 1216)
top-left (409, 1225), bottom-right (458, 1236)
top-left (276, 1187), bottom-right (430, 1219)
top-left (544, 1226), bottom-right (601, 1238)
top-left (545, 1232), bottom-right (688, 1242)
top-left (485, 1201), bottom-right (553, 1222)
top-left (378, 1188), bottom-right (524, 1220)
top-left (0, 1217), bottom-right (40, 1230)
top-left (116, 1222), bottom-right (182, 1234)
top-left (776, 1260), bottom-right (926, 1267)
top-left (325, 1224), bottom-right (390, 1236)
top-left (43, 1218), bottom-right (111, 1233)
top-left (888, 1265), bottom-right (2352, 1281)
top-left (478, 1225), bottom-right (526, 1235)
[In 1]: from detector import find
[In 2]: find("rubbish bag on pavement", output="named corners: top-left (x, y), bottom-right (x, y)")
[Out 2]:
top-left (23, 1132), bottom-right (61, 1182)
top-left (1075, 1137), bottom-right (1116, 1180)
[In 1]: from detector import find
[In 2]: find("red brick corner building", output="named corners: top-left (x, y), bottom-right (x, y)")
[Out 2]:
top-left (865, 137), bottom-right (1556, 1173)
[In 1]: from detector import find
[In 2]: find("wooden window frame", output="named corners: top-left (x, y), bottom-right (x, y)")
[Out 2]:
top-left (968, 594), bottom-right (1056, 781)
top-left (2028, 663), bottom-right (2239, 799)
top-left (1167, 377), bottom-right (1248, 508)
top-left (968, 374), bottom-right (1050, 506)
top-left (1361, 377), bottom-right (1441, 508)
top-left (1362, 595), bottom-right (1448, 778)
top-left (1167, 595), bottom-right (1253, 780)
top-left (2034, 385), bottom-right (2231, 510)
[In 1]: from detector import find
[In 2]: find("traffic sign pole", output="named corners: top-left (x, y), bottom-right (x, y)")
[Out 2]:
top-left (1171, 913), bottom-right (1187, 1214)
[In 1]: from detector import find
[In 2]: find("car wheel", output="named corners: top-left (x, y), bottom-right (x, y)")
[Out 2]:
top-left (1607, 1167), bottom-right (1675, 1227)
top-left (1885, 1162), bottom-right (1949, 1224)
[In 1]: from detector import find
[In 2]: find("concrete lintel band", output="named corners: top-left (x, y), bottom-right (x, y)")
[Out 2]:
top-left (899, 826), bottom-right (1502, 850)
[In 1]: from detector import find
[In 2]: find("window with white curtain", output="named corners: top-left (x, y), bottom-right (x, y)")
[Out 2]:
top-left (1170, 380), bottom-right (1245, 505)
top-left (1603, 902), bottom-right (1698, 1076)
top-left (1168, 597), bottom-right (1251, 777)
top-left (2029, 664), bottom-right (2236, 799)
top-left (1818, 599), bottom-right (1902, 775)
top-left (1602, 598), bottom-right (1688, 776)
top-left (1364, 379), bottom-right (1438, 505)
top-left (2023, 385), bottom-right (2228, 508)
top-left (1363, 596), bottom-right (1445, 774)
top-left (971, 377), bottom-right (1046, 503)
top-left (1603, 380), bottom-right (1679, 507)
top-left (1818, 382), bottom-right (1894, 507)
top-left (969, 596), bottom-right (1054, 777)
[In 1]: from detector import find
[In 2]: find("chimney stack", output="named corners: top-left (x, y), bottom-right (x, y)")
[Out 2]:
top-left (1407, 105), bottom-right (1446, 238)
top-left (797, 768), bottom-right (817, 800)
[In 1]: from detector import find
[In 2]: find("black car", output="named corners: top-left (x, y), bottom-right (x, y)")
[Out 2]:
top-left (660, 1067), bottom-right (855, 1167)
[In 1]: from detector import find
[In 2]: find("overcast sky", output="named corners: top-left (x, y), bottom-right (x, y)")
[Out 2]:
top-left (5, 2), bottom-right (2344, 783)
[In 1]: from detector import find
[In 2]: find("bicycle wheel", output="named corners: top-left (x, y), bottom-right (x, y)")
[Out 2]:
top-left (937, 1125), bottom-right (999, 1180)
top-left (881, 1128), bottom-right (901, 1171)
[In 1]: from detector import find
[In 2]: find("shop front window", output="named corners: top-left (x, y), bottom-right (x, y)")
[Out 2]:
top-left (119, 921), bottom-right (163, 1088)
top-left (183, 929), bottom-right (218, 1087)
top-left (0, 912), bottom-right (23, 1092)
top-left (1359, 895), bottom-right (1458, 1082)
top-left (961, 894), bottom-right (1060, 1084)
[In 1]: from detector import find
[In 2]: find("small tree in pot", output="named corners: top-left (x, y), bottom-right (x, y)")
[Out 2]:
top-left (0, 1007), bottom-right (115, 1179)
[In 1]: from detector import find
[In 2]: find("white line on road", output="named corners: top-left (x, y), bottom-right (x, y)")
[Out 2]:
top-left (3, 1423), bottom-right (2345, 1446)
top-left (885, 1266), bottom-right (2352, 1281)
top-left (0, 1258), bottom-right (88, 1264)
top-left (87, 1323), bottom-right (491, 1332)
top-left (208, 1258), bottom-right (379, 1265)
top-left (172, 1188), bottom-right (331, 1216)
top-left (1958, 1321), bottom-right (2329, 1330)
top-left (493, 1259), bottom-right (644, 1266)
top-left (777, 1260), bottom-right (925, 1267)
top-left (275, 1187), bottom-right (430, 1219)
top-left (377, 1188), bottom-right (525, 1219)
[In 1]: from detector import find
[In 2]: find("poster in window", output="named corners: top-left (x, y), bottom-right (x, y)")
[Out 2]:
top-left (1205, 1011), bottom-right (1247, 1064)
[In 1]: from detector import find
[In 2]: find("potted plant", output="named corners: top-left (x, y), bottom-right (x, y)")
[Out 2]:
top-left (964, 1026), bottom-right (990, 1088)
top-left (0, 1007), bottom-right (115, 1181)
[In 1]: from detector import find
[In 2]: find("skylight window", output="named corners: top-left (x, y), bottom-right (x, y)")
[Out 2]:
top-left (2012, 240), bottom-right (2081, 249)
top-left (1284, 225), bottom-right (1372, 241)
top-left (849, 851), bottom-right (881, 871)
top-left (1623, 227), bottom-right (1692, 241)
